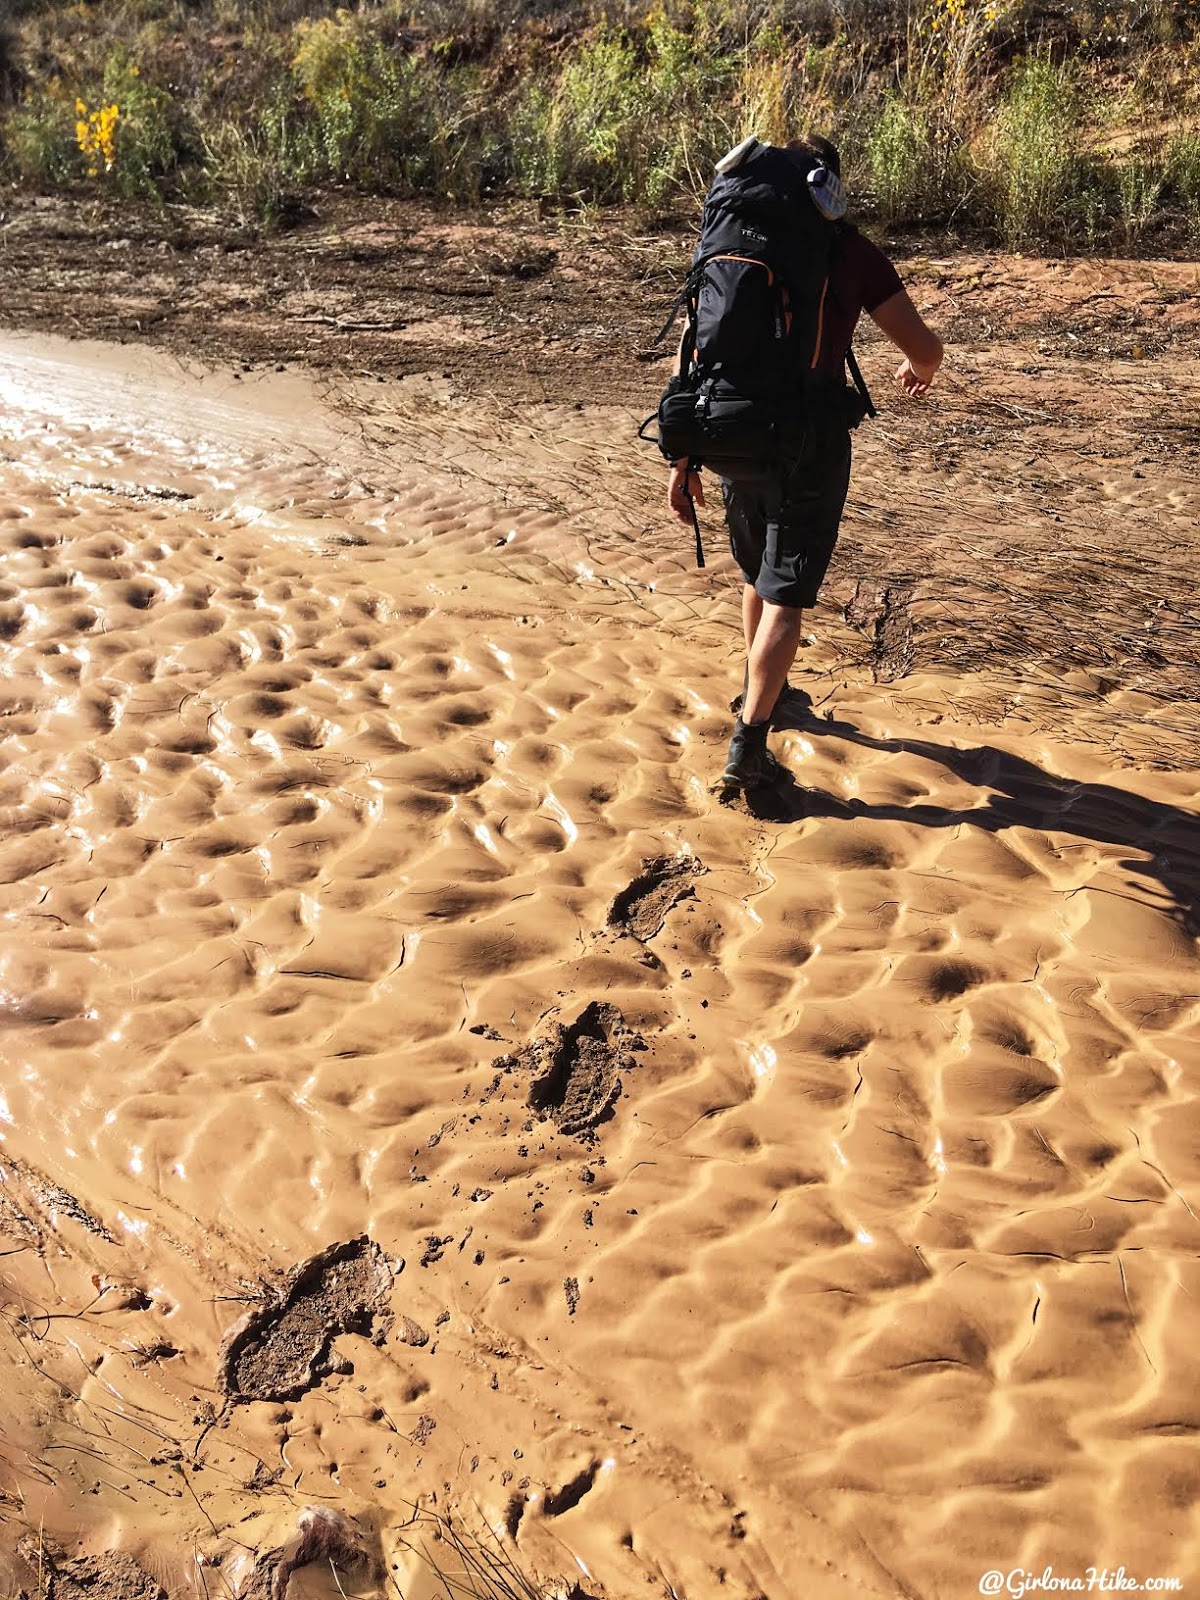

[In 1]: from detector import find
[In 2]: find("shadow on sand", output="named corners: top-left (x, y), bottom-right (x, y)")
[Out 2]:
top-left (733, 691), bottom-right (1200, 939)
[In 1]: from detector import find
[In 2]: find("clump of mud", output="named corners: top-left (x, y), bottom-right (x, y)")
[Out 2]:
top-left (22, 1550), bottom-right (165, 1600)
top-left (845, 578), bottom-right (915, 683)
top-left (218, 1236), bottom-right (394, 1403)
top-left (0, 1154), bottom-right (117, 1245)
top-left (608, 854), bottom-right (703, 941)
top-left (499, 1002), bottom-right (645, 1137)
top-left (237, 1507), bottom-right (374, 1600)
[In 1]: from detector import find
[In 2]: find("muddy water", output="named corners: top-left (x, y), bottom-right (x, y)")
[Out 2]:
top-left (1, 332), bottom-right (1198, 1599)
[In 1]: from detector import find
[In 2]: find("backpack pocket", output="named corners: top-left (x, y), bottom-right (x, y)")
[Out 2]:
top-left (657, 375), bottom-right (811, 473)
top-left (694, 256), bottom-right (788, 372)
top-left (701, 386), bottom-right (779, 463)
top-left (657, 377), bottom-right (707, 463)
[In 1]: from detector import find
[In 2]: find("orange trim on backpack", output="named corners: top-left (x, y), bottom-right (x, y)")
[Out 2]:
top-left (811, 275), bottom-right (829, 368)
top-left (709, 254), bottom-right (775, 285)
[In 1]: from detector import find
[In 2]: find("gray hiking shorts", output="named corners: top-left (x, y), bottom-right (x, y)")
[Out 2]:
top-left (721, 434), bottom-right (852, 610)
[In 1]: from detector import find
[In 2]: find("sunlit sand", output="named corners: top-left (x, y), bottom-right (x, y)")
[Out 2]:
top-left (1, 329), bottom-right (1198, 1598)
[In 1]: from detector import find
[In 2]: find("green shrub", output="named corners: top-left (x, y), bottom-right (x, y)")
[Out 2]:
top-left (510, 18), bottom-right (735, 205)
top-left (543, 27), bottom-right (644, 201)
top-left (3, 91), bottom-right (80, 183)
top-left (983, 55), bottom-right (1087, 244)
top-left (24, 46), bottom-right (178, 198)
top-left (1165, 127), bottom-right (1200, 232)
top-left (100, 47), bottom-right (176, 196)
top-left (865, 92), bottom-right (937, 222)
top-left (730, 29), bottom-right (848, 155)
top-left (265, 14), bottom-right (495, 197)
top-left (507, 77), bottom-right (556, 196)
top-left (201, 117), bottom-right (288, 225)
top-left (278, 15), bottom-right (411, 182)
top-left (641, 12), bottom-right (735, 201)
top-left (735, 49), bottom-right (795, 151)
top-left (1115, 153), bottom-right (1164, 244)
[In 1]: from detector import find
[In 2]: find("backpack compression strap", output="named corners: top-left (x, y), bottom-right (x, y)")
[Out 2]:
top-left (845, 344), bottom-right (876, 418)
top-left (648, 262), bottom-right (705, 363)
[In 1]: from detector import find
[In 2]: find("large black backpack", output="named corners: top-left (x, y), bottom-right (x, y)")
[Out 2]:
top-left (647, 142), bottom-right (873, 484)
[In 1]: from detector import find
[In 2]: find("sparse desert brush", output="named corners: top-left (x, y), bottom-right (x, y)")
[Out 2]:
top-left (4, 83), bottom-right (79, 183)
top-left (1165, 127), bottom-right (1200, 231)
top-left (2, 30), bottom-right (183, 194)
top-left (511, 12), bottom-right (738, 206)
top-left (736, 46), bottom-right (798, 152)
top-left (862, 0), bottom-right (1011, 224)
top-left (1116, 152), bottom-right (1165, 244)
top-left (264, 10), bottom-right (501, 197)
top-left (639, 11), bottom-right (736, 201)
top-left (535, 25), bottom-right (647, 202)
top-left (201, 117), bottom-right (290, 225)
top-left (1, 0), bottom-right (1199, 245)
top-left (107, 52), bottom-right (175, 193)
top-left (732, 30), bottom-right (852, 155)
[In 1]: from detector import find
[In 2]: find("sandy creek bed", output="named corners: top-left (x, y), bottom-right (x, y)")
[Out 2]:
top-left (1, 314), bottom-right (1198, 1598)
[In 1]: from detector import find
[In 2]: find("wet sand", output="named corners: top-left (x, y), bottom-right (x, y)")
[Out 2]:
top-left (1, 326), bottom-right (1199, 1599)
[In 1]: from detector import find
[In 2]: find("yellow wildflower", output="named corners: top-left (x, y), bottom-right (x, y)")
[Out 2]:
top-left (74, 99), bottom-right (120, 176)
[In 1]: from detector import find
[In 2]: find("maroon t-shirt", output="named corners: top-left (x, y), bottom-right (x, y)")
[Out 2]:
top-left (818, 224), bottom-right (903, 378)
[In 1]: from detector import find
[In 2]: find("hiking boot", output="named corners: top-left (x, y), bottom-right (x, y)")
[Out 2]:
top-left (721, 727), bottom-right (785, 789)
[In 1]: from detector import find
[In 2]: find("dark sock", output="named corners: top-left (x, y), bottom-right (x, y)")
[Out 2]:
top-left (733, 716), bottom-right (769, 748)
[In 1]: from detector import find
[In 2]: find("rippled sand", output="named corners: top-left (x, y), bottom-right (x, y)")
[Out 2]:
top-left (1, 332), bottom-right (1198, 1599)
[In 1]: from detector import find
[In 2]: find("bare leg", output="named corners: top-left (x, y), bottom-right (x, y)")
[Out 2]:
top-left (742, 601), bottom-right (804, 724)
top-left (742, 583), bottom-right (763, 653)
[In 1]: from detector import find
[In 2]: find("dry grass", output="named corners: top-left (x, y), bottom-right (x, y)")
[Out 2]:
top-left (392, 1502), bottom-right (580, 1600)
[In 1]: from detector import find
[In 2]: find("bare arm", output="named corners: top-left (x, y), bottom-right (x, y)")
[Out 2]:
top-left (666, 325), bottom-right (704, 523)
top-left (668, 459), bottom-right (705, 523)
top-left (869, 289), bottom-right (944, 396)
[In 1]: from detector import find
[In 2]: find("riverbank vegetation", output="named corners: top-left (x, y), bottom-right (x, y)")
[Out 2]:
top-left (2, 0), bottom-right (1198, 247)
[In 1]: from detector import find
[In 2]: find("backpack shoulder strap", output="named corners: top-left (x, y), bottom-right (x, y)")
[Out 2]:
top-left (827, 220), bottom-right (876, 418)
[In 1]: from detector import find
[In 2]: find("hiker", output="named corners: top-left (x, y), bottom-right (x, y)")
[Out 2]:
top-left (661, 135), bottom-right (943, 789)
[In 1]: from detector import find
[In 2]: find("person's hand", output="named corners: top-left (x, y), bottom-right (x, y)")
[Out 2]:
top-left (896, 355), bottom-right (941, 397)
top-left (668, 463), bottom-right (704, 524)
